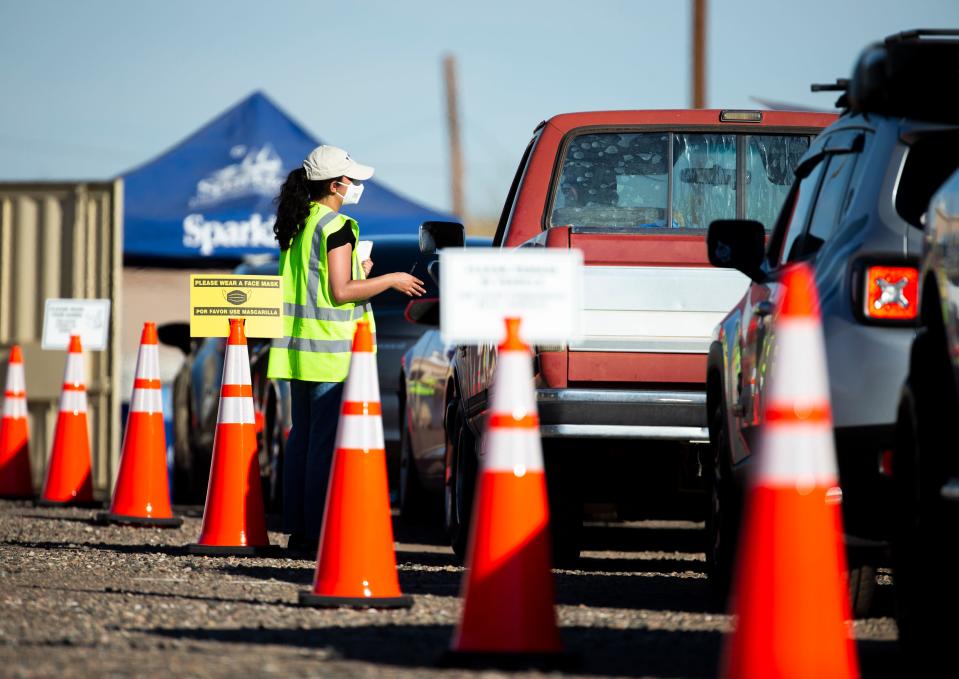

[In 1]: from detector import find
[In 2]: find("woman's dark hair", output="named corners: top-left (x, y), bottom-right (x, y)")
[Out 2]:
top-left (273, 168), bottom-right (336, 250)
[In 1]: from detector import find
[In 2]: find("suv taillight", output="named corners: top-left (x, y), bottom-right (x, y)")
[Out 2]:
top-left (862, 265), bottom-right (919, 321)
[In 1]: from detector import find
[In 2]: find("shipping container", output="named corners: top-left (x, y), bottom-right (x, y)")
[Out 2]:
top-left (0, 181), bottom-right (123, 495)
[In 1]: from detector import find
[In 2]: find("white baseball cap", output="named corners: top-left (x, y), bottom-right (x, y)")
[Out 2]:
top-left (302, 145), bottom-right (374, 181)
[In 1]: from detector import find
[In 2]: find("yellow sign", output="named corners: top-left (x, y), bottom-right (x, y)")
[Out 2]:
top-left (189, 274), bottom-right (283, 338)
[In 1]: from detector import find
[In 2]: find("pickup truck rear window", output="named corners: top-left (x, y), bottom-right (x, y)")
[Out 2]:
top-left (549, 131), bottom-right (810, 231)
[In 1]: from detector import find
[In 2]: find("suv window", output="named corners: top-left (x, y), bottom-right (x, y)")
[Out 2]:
top-left (775, 158), bottom-right (826, 266)
top-left (800, 151), bottom-right (860, 256)
top-left (746, 135), bottom-right (812, 230)
top-left (896, 131), bottom-right (959, 228)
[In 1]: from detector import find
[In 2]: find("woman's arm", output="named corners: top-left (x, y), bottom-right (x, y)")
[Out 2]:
top-left (328, 243), bottom-right (425, 304)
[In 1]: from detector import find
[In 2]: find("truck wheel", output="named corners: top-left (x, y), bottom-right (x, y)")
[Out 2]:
top-left (893, 329), bottom-right (958, 660)
top-left (398, 418), bottom-right (430, 523)
top-left (846, 556), bottom-right (876, 618)
top-left (445, 401), bottom-right (477, 560)
top-left (705, 400), bottom-right (740, 607)
top-left (545, 445), bottom-right (583, 567)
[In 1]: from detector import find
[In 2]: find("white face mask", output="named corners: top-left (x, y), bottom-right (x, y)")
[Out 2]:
top-left (336, 181), bottom-right (364, 206)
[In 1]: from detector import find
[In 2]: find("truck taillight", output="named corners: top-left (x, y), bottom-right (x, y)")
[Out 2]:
top-left (863, 265), bottom-right (918, 321)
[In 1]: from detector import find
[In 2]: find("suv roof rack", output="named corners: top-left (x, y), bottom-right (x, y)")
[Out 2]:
top-left (810, 79), bottom-right (850, 110)
top-left (885, 28), bottom-right (959, 43)
top-left (810, 79), bottom-right (849, 93)
top-left (846, 29), bottom-right (959, 124)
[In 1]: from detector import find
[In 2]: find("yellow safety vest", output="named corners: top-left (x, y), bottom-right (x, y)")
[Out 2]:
top-left (267, 203), bottom-right (376, 382)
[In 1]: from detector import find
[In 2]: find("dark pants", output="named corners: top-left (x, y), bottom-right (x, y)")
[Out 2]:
top-left (283, 379), bottom-right (344, 540)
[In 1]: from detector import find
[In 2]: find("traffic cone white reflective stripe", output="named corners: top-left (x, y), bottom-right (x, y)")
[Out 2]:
top-left (754, 315), bottom-right (838, 486)
top-left (482, 347), bottom-right (544, 473)
top-left (129, 340), bottom-right (163, 415)
top-left (3, 354), bottom-right (27, 420)
top-left (0, 345), bottom-right (33, 498)
top-left (216, 344), bottom-right (256, 425)
top-left (335, 349), bottom-right (385, 452)
top-left (59, 348), bottom-right (88, 415)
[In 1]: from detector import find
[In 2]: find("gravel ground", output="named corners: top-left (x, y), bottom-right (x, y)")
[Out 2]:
top-left (0, 500), bottom-right (901, 678)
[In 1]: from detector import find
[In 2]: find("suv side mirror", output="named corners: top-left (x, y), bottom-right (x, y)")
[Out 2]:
top-left (707, 220), bottom-right (767, 282)
top-left (419, 221), bottom-right (465, 254)
top-left (404, 297), bottom-right (439, 327)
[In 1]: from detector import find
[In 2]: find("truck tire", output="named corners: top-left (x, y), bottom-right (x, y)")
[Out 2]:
top-left (545, 444), bottom-right (583, 567)
top-left (846, 557), bottom-right (876, 619)
top-left (704, 400), bottom-right (740, 607)
top-left (444, 400), bottom-right (477, 560)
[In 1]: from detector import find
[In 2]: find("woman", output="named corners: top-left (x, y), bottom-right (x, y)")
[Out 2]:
top-left (268, 145), bottom-right (425, 554)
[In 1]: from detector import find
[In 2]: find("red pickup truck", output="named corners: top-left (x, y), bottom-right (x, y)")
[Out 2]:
top-left (445, 109), bottom-right (835, 560)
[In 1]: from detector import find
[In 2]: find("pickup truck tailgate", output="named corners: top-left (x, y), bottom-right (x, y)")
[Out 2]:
top-left (572, 265), bottom-right (750, 354)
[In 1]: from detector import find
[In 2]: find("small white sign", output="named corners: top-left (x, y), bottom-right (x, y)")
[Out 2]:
top-left (356, 240), bottom-right (373, 262)
top-left (41, 299), bottom-right (111, 351)
top-left (440, 248), bottom-right (583, 344)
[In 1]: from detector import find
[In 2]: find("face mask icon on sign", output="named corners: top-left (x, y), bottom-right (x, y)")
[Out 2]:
top-left (223, 289), bottom-right (252, 305)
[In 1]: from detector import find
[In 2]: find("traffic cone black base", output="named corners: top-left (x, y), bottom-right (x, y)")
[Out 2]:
top-left (439, 650), bottom-right (579, 672)
top-left (36, 498), bottom-right (104, 509)
top-left (187, 543), bottom-right (283, 557)
top-left (298, 592), bottom-right (413, 609)
top-left (95, 511), bottom-right (183, 528)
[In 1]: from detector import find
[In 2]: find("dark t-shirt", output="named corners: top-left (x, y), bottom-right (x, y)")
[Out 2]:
top-left (326, 223), bottom-right (356, 253)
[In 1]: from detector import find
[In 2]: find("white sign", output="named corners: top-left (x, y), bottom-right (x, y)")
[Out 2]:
top-left (41, 299), bottom-right (111, 351)
top-left (440, 249), bottom-right (583, 344)
top-left (356, 240), bottom-right (373, 262)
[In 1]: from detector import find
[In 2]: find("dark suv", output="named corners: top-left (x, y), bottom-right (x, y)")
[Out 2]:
top-left (893, 171), bottom-right (959, 660)
top-left (705, 30), bottom-right (959, 616)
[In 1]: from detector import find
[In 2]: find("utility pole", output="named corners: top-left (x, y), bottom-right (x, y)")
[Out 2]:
top-left (443, 54), bottom-right (465, 220)
top-left (692, 0), bottom-right (707, 108)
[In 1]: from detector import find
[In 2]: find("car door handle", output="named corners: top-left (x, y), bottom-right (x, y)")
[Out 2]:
top-left (753, 301), bottom-right (774, 318)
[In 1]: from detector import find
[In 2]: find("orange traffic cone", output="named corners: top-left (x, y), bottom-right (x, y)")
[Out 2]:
top-left (722, 263), bottom-right (859, 678)
top-left (39, 335), bottom-right (97, 507)
top-left (189, 319), bottom-right (271, 555)
top-left (444, 317), bottom-right (570, 670)
top-left (0, 345), bottom-right (34, 498)
top-left (97, 323), bottom-right (181, 527)
top-left (298, 320), bottom-right (413, 608)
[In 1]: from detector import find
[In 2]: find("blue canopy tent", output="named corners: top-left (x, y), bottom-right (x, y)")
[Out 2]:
top-left (123, 91), bottom-right (455, 262)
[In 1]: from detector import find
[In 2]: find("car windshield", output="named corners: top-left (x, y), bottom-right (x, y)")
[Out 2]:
top-left (549, 131), bottom-right (811, 231)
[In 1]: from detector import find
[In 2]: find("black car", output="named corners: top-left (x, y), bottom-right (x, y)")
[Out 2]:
top-left (893, 168), bottom-right (959, 661)
top-left (161, 233), bottom-right (438, 508)
top-left (705, 30), bottom-right (959, 616)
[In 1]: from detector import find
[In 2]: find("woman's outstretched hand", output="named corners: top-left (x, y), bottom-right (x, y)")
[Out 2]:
top-left (390, 272), bottom-right (426, 297)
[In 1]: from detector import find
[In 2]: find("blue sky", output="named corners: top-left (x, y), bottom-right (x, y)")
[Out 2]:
top-left (1, 0), bottom-right (957, 218)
